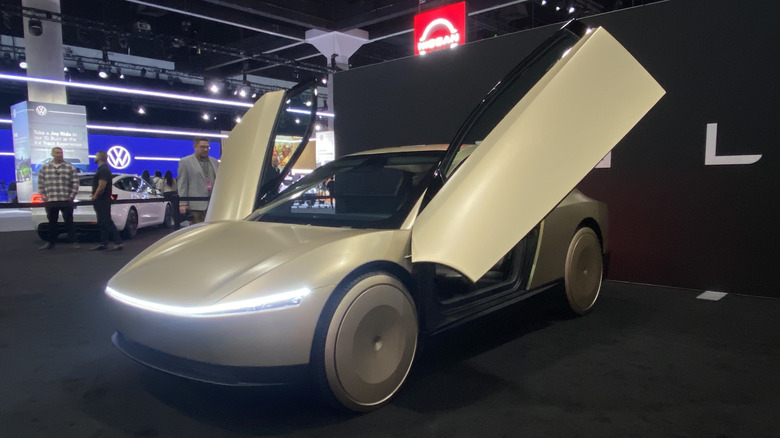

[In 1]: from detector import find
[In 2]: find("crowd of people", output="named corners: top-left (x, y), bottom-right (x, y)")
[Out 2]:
top-left (35, 137), bottom-right (219, 250)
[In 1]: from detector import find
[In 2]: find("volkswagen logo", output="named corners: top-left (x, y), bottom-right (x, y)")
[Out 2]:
top-left (35, 105), bottom-right (47, 116)
top-left (107, 145), bottom-right (132, 169)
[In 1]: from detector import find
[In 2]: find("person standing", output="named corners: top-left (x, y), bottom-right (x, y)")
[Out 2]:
top-left (89, 151), bottom-right (122, 251)
top-left (37, 147), bottom-right (79, 250)
top-left (177, 137), bottom-right (219, 224)
top-left (161, 170), bottom-right (180, 229)
top-left (152, 170), bottom-right (164, 191)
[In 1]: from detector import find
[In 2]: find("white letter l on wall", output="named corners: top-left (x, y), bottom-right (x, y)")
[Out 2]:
top-left (705, 123), bottom-right (761, 165)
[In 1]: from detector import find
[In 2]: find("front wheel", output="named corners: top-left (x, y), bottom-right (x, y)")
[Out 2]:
top-left (563, 227), bottom-right (603, 315)
top-left (312, 272), bottom-right (418, 412)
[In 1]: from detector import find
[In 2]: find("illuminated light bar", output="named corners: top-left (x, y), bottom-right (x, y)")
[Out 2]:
top-left (1, 116), bottom-right (225, 138)
top-left (286, 108), bottom-right (335, 118)
top-left (0, 72), bottom-right (253, 108)
top-left (85, 124), bottom-right (228, 138)
top-left (105, 286), bottom-right (311, 317)
top-left (134, 156), bottom-right (182, 161)
top-left (0, 152), bottom-right (14, 156)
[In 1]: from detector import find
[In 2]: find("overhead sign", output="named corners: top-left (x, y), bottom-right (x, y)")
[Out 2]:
top-left (414, 2), bottom-right (466, 55)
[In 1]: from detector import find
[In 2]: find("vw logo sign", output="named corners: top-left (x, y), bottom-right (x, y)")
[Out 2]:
top-left (107, 145), bottom-right (132, 169)
top-left (35, 105), bottom-right (47, 116)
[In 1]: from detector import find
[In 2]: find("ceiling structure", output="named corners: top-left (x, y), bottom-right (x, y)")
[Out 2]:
top-left (0, 0), bottom-right (663, 131)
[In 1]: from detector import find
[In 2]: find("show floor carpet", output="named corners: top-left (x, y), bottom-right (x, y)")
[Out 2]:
top-left (0, 228), bottom-right (778, 437)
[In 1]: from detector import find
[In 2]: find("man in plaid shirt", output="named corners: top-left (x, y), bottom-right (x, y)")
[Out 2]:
top-left (37, 147), bottom-right (79, 250)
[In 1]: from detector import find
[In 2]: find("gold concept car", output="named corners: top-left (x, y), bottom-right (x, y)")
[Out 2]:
top-left (105, 21), bottom-right (664, 412)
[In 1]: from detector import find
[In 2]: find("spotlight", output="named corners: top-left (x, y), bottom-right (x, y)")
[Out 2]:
top-left (202, 112), bottom-right (210, 121)
top-left (238, 88), bottom-right (247, 98)
top-left (541, 0), bottom-right (547, 5)
top-left (569, 6), bottom-right (575, 13)
top-left (98, 66), bottom-right (109, 79)
top-left (117, 67), bottom-right (124, 79)
top-left (140, 68), bottom-right (147, 77)
top-left (209, 83), bottom-right (220, 93)
top-left (63, 66), bottom-right (68, 72)
top-left (234, 115), bottom-right (242, 124)
top-left (137, 106), bottom-right (146, 115)
top-left (18, 59), bottom-right (27, 69)
top-left (321, 77), bottom-right (327, 85)
top-left (315, 123), bottom-right (322, 131)
top-left (28, 19), bottom-right (43, 36)
top-left (76, 57), bottom-right (85, 73)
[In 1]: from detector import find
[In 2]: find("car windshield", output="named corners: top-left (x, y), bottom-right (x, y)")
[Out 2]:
top-left (247, 151), bottom-right (443, 229)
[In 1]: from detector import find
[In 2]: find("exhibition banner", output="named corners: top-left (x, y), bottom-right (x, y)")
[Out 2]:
top-left (11, 101), bottom-right (88, 202)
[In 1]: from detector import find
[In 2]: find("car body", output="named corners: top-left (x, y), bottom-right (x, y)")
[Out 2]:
top-left (32, 173), bottom-right (173, 239)
top-left (105, 22), bottom-right (664, 412)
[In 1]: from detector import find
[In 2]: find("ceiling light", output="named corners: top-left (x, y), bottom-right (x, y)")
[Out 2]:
top-left (234, 115), bottom-right (242, 123)
top-left (209, 83), bottom-right (220, 93)
top-left (98, 66), bottom-right (109, 79)
top-left (238, 88), bottom-right (247, 98)
top-left (19, 60), bottom-right (27, 69)
top-left (569, 6), bottom-right (575, 13)
top-left (137, 106), bottom-right (146, 115)
top-left (202, 112), bottom-right (210, 121)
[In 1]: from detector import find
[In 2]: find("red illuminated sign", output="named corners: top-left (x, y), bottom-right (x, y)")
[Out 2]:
top-left (414, 2), bottom-right (466, 55)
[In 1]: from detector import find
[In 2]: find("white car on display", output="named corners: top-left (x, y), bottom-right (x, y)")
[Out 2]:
top-left (104, 22), bottom-right (664, 412)
top-left (32, 173), bottom-right (173, 240)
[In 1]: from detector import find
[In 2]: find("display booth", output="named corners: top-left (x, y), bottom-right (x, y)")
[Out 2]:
top-left (333, 0), bottom-right (780, 298)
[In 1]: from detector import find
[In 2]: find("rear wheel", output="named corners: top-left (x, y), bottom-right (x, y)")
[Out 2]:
top-left (312, 272), bottom-right (418, 412)
top-left (563, 227), bottom-right (603, 315)
top-left (121, 208), bottom-right (138, 239)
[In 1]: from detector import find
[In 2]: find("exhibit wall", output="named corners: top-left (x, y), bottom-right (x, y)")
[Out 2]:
top-left (333, 0), bottom-right (780, 298)
top-left (0, 129), bottom-right (221, 202)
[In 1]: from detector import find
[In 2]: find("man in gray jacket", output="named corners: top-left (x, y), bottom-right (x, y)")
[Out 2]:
top-left (177, 138), bottom-right (219, 224)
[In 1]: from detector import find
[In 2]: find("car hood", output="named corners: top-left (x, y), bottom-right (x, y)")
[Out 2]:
top-left (107, 221), bottom-right (377, 306)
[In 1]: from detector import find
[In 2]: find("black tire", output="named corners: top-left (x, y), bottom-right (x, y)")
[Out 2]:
top-left (160, 203), bottom-right (173, 228)
top-left (563, 227), bottom-right (603, 315)
top-left (36, 224), bottom-right (47, 241)
top-left (311, 272), bottom-right (418, 412)
top-left (121, 208), bottom-right (138, 239)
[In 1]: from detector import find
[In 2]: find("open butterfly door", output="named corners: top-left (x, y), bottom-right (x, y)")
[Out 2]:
top-left (412, 25), bottom-right (665, 282)
top-left (207, 80), bottom-right (319, 222)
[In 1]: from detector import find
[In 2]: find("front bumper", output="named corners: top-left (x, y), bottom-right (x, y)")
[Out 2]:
top-left (106, 284), bottom-right (333, 369)
top-left (112, 332), bottom-right (308, 385)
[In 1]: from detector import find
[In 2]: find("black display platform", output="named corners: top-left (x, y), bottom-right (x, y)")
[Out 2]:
top-left (0, 228), bottom-right (777, 437)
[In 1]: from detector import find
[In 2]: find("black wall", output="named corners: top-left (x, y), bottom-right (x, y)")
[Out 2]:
top-left (333, 0), bottom-right (780, 297)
